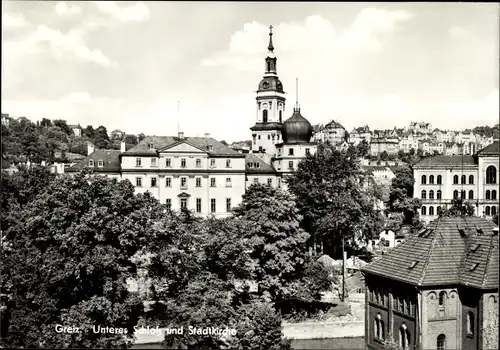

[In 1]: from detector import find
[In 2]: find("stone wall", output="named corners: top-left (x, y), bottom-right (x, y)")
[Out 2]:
top-left (282, 320), bottom-right (364, 339)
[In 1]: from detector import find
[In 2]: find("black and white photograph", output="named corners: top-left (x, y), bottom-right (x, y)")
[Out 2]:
top-left (1, 1), bottom-right (499, 349)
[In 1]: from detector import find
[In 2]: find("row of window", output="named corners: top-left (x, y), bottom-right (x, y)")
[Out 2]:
top-left (88, 159), bottom-right (103, 167)
top-left (421, 189), bottom-right (498, 201)
top-left (135, 157), bottom-right (232, 168)
top-left (166, 198), bottom-right (231, 213)
top-left (136, 176), bottom-right (232, 188)
top-left (255, 133), bottom-right (281, 141)
top-left (420, 166), bottom-right (497, 185)
top-left (393, 295), bottom-right (415, 317)
top-left (421, 205), bottom-right (497, 216)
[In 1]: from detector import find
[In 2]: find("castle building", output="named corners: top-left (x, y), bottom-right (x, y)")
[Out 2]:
top-left (362, 216), bottom-right (499, 350)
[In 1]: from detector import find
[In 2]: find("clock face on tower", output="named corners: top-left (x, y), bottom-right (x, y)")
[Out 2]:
top-left (262, 81), bottom-right (270, 89)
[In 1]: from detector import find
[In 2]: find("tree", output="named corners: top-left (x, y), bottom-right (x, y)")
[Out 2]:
top-left (138, 133), bottom-right (146, 142)
top-left (232, 184), bottom-right (310, 301)
top-left (40, 118), bottom-right (52, 128)
top-left (53, 119), bottom-right (72, 135)
top-left (356, 139), bottom-right (370, 158)
top-left (83, 125), bottom-right (95, 139)
top-left (124, 134), bottom-right (138, 146)
top-left (286, 143), bottom-right (384, 258)
top-left (0, 170), bottom-right (163, 348)
top-left (220, 140), bottom-right (228, 146)
top-left (440, 198), bottom-right (475, 217)
top-left (493, 214), bottom-right (499, 225)
top-left (94, 126), bottom-right (111, 149)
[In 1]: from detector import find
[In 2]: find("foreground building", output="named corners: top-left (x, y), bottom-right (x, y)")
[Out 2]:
top-left (362, 216), bottom-right (499, 350)
top-left (413, 141), bottom-right (499, 224)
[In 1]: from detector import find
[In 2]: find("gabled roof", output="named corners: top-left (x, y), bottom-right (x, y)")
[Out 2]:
top-left (362, 217), bottom-right (498, 289)
top-left (413, 155), bottom-right (476, 168)
top-left (325, 120), bottom-right (345, 130)
top-left (476, 140), bottom-right (499, 156)
top-left (124, 136), bottom-right (243, 157)
top-left (245, 153), bottom-right (276, 174)
top-left (66, 150), bottom-right (121, 172)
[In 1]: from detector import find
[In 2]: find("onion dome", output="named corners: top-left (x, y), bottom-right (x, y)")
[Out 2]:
top-left (258, 77), bottom-right (284, 92)
top-left (282, 108), bottom-right (313, 143)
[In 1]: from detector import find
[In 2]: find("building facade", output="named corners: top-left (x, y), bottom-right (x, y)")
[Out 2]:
top-left (362, 217), bottom-right (499, 350)
top-left (413, 141), bottom-right (499, 224)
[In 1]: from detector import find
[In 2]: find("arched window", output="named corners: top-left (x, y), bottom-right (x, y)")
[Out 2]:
top-left (492, 190), bottom-right (497, 200)
top-left (421, 175), bottom-right (427, 184)
top-left (453, 190), bottom-right (459, 199)
top-left (374, 314), bottom-right (384, 340)
top-left (461, 175), bottom-right (466, 184)
top-left (279, 110), bottom-right (282, 123)
top-left (429, 206), bottom-right (434, 215)
top-left (486, 190), bottom-right (491, 200)
top-left (437, 334), bottom-right (446, 350)
top-left (468, 190), bottom-right (474, 200)
top-left (467, 311), bottom-right (474, 335)
top-left (486, 166), bottom-right (497, 184)
top-left (421, 206), bottom-right (427, 215)
top-left (437, 190), bottom-right (442, 200)
top-left (266, 61), bottom-right (271, 72)
top-left (437, 175), bottom-right (442, 184)
top-left (429, 175), bottom-right (434, 184)
top-left (439, 291), bottom-right (446, 309)
top-left (421, 190), bottom-right (427, 199)
top-left (486, 206), bottom-right (491, 216)
top-left (469, 175), bottom-right (474, 184)
top-left (399, 324), bottom-right (409, 350)
top-left (453, 175), bottom-right (459, 184)
top-left (492, 206), bottom-right (497, 216)
top-left (429, 190), bottom-right (435, 199)
top-left (262, 110), bottom-right (268, 123)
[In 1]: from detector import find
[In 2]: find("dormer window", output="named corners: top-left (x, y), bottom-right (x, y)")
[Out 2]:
top-left (470, 244), bottom-right (480, 252)
top-left (148, 143), bottom-right (154, 150)
top-left (207, 145), bottom-right (213, 152)
top-left (89, 160), bottom-right (94, 167)
top-left (408, 261), bottom-right (418, 269)
top-left (97, 160), bottom-right (103, 167)
top-left (288, 148), bottom-right (294, 156)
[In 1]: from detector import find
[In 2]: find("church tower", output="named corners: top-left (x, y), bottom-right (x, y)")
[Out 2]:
top-left (250, 25), bottom-right (286, 156)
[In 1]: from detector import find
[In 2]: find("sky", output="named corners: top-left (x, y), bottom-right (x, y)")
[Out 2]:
top-left (2, 2), bottom-right (499, 142)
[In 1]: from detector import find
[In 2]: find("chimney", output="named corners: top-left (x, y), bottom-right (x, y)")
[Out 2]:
top-left (178, 132), bottom-right (184, 139)
top-left (493, 227), bottom-right (499, 236)
top-left (120, 141), bottom-right (126, 152)
top-left (87, 143), bottom-right (95, 156)
top-left (204, 133), bottom-right (210, 138)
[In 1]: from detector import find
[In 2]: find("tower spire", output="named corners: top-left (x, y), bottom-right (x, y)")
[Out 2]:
top-left (268, 25), bottom-right (274, 52)
top-left (295, 77), bottom-right (299, 110)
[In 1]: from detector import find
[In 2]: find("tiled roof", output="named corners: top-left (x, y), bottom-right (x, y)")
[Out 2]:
top-left (413, 155), bottom-right (477, 168)
top-left (66, 150), bottom-right (121, 172)
top-left (124, 136), bottom-right (243, 157)
top-left (362, 217), bottom-right (498, 289)
top-left (245, 153), bottom-right (276, 174)
top-left (325, 120), bottom-right (344, 130)
top-left (476, 140), bottom-right (499, 156)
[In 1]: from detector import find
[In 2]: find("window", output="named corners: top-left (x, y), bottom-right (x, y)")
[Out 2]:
top-left (195, 177), bottom-right (201, 187)
top-left (279, 110), bottom-right (282, 122)
top-left (289, 148), bottom-right (294, 156)
top-left (429, 175), bottom-right (434, 184)
top-left (97, 160), bottom-right (103, 167)
top-left (468, 190), bottom-right (474, 200)
top-left (89, 160), bottom-right (95, 167)
top-left (439, 291), bottom-right (446, 309)
top-left (399, 325), bottom-right (410, 350)
top-left (461, 175), bottom-right (466, 184)
top-left (210, 198), bottom-right (216, 213)
top-left (166, 177), bottom-right (172, 187)
top-left (277, 178), bottom-right (281, 188)
top-left (136, 158), bottom-right (142, 167)
top-left (486, 206), bottom-right (491, 216)
top-left (166, 158), bottom-right (171, 167)
top-left (437, 175), bottom-right (442, 184)
top-left (421, 190), bottom-right (427, 199)
top-left (305, 148), bottom-right (310, 155)
top-left (267, 178), bottom-right (272, 186)
top-left (263, 109), bottom-right (268, 123)
top-left (469, 175), bottom-right (474, 184)
top-left (180, 198), bottom-right (187, 209)
top-left (492, 206), bottom-right (497, 216)
top-left (136, 177), bottom-right (142, 187)
top-left (429, 206), bottom-right (434, 215)
top-left (207, 145), bottom-right (213, 151)
top-left (421, 206), bottom-right (427, 215)
top-left (151, 177), bottom-right (157, 187)
top-left (437, 190), bottom-right (442, 200)
top-left (453, 190), bottom-right (459, 199)
top-left (148, 143), bottom-right (154, 150)
top-left (226, 178), bottom-right (232, 187)
top-left (486, 165), bottom-right (497, 184)
top-left (467, 311), bottom-right (474, 335)
top-left (181, 158), bottom-right (187, 168)
top-left (374, 314), bottom-right (384, 341)
top-left (267, 135), bottom-right (270, 140)
top-left (437, 334), bottom-right (446, 350)
top-left (492, 190), bottom-right (497, 200)
top-left (151, 158), bottom-right (157, 167)
top-left (166, 198), bottom-right (171, 210)
top-left (195, 158), bottom-right (201, 168)
top-left (421, 175), bottom-right (427, 184)
top-left (258, 135), bottom-right (261, 140)
top-left (196, 198), bottom-right (202, 213)
top-left (181, 177), bottom-right (187, 189)
top-left (461, 190), bottom-right (466, 199)
top-left (226, 159), bottom-right (231, 168)
top-left (253, 177), bottom-right (259, 184)
top-left (210, 178), bottom-right (216, 187)
top-left (226, 198), bottom-right (231, 212)
top-left (210, 159), bottom-right (216, 167)
top-left (405, 298), bottom-right (411, 315)
top-left (288, 161), bottom-right (294, 169)
top-left (486, 190), bottom-right (491, 200)
top-left (429, 190), bottom-right (434, 199)
top-left (453, 175), bottom-right (459, 184)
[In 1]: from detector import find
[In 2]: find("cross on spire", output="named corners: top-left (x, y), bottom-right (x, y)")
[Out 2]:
top-left (268, 25), bottom-right (274, 52)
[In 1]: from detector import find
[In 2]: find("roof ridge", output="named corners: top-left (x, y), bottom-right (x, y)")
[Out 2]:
top-left (481, 234), bottom-right (495, 288)
top-left (418, 226), bottom-right (438, 286)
